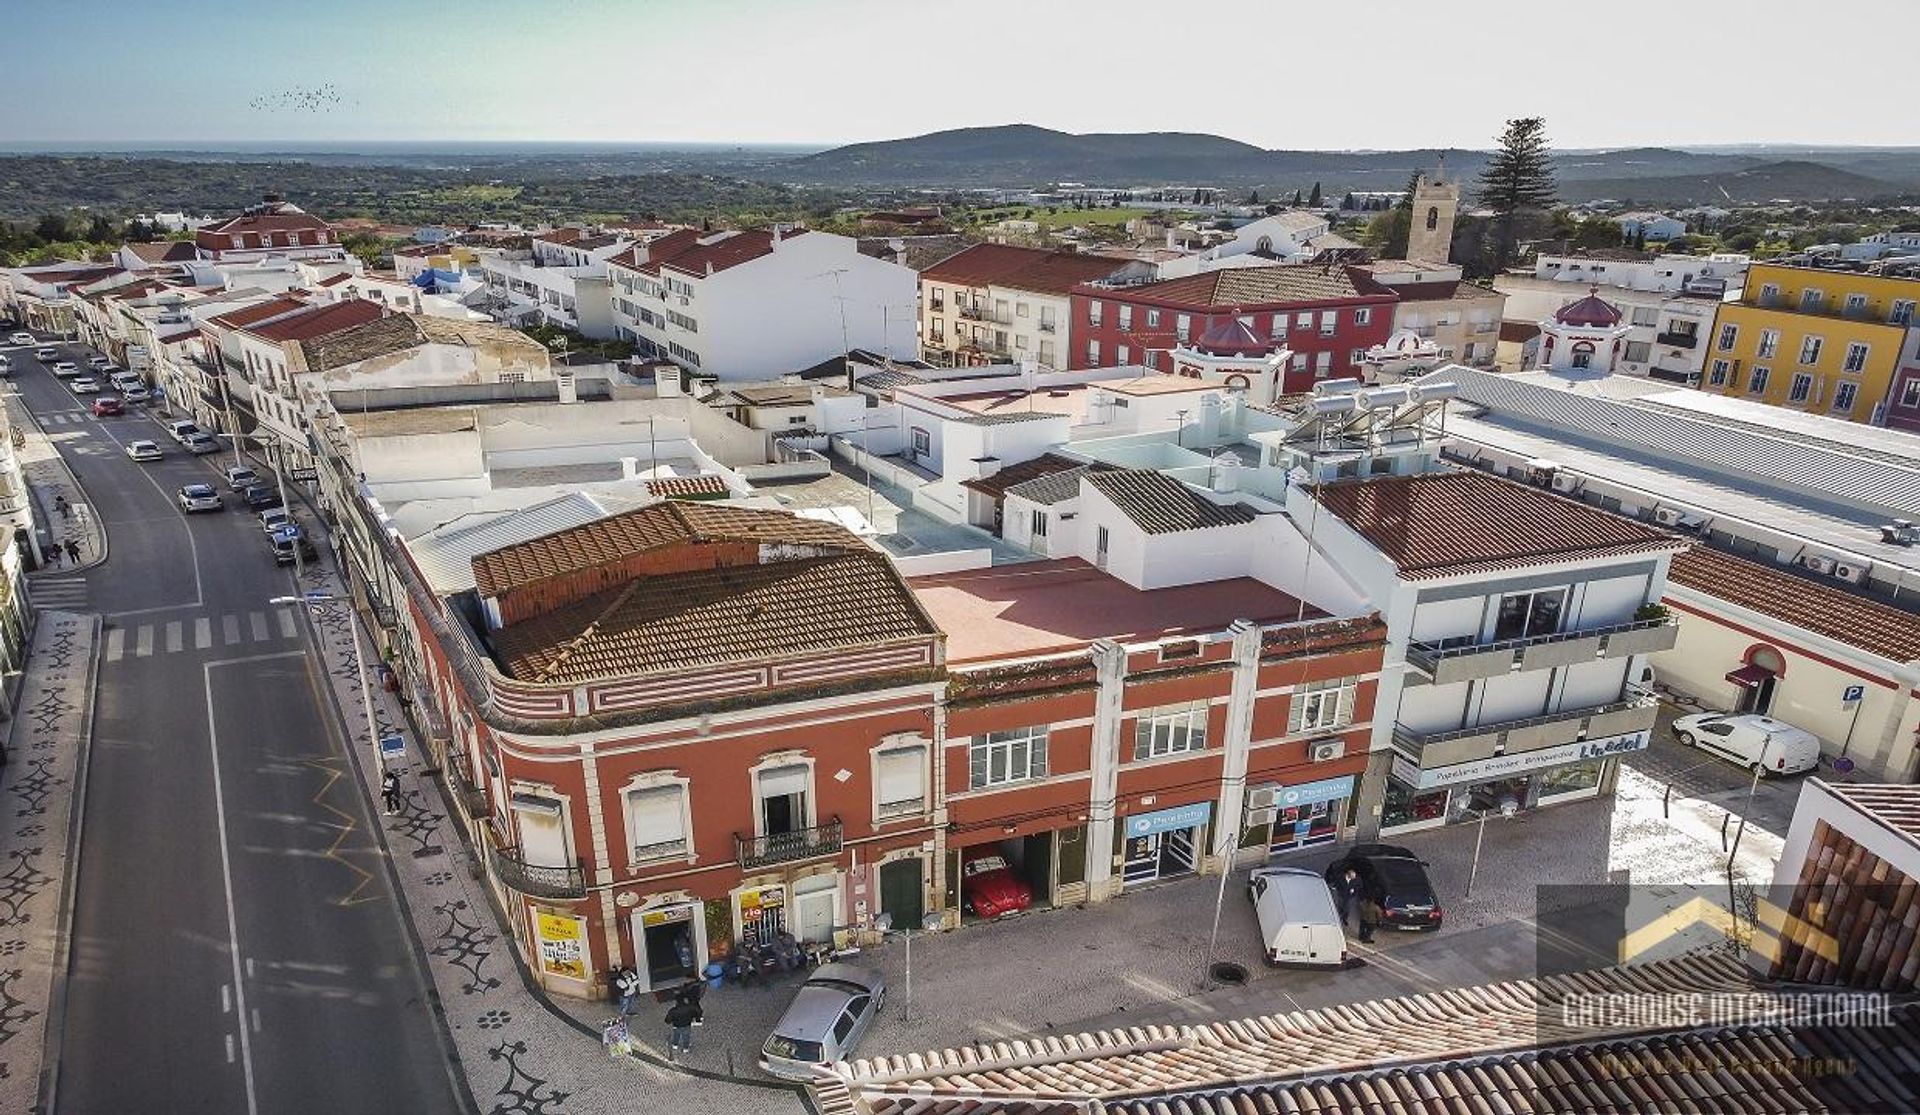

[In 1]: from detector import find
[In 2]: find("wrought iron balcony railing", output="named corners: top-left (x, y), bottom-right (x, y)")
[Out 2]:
top-left (734, 817), bottom-right (843, 870)
top-left (488, 840), bottom-right (587, 900)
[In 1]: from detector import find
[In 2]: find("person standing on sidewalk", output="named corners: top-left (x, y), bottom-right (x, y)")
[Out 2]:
top-left (1332, 867), bottom-right (1360, 929)
top-left (612, 966), bottom-right (641, 1017)
top-left (62, 538), bottom-right (79, 564)
top-left (664, 999), bottom-right (699, 1060)
top-left (381, 769), bottom-right (403, 815)
top-left (1357, 895), bottom-right (1382, 944)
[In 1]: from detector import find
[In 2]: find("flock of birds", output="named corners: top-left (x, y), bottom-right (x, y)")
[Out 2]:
top-left (247, 84), bottom-right (346, 114)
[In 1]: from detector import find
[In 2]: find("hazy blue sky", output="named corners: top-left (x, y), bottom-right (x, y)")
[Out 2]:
top-left (3, 0), bottom-right (1914, 149)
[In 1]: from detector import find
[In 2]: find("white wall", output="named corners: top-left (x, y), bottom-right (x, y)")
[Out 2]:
top-left (1477, 670), bottom-right (1552, 722)
top-left (1561, 658), bottom-right (1630, 707)
top-left (1573, 573), bottom-right (1650, 627)
top-left (1411, 596), bottom-right (1485, 643)
top-left (1398, 680), bottom-right (1468, 734)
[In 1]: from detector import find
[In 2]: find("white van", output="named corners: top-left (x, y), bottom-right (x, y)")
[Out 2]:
top-left (1247, 866), bottom-right (1347, 968)
top-left (1672, 713), bottom-right (1821, 776)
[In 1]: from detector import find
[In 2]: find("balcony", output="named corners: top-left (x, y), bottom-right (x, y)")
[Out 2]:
top-left (447, 751), bottom-right (489, 821)
top-left (487, 835), bottom-right (587, 900)
top-left (1406, 617), bottom-right (1679, 685)
top-left (1392, 692), bottom-right (1659, 770)
top-left (1038, 320), bottom-right (1057, 334)
top-left (1655, 331), bottom-right (1698, 349)
top-left (958, 305), bottom-right (992, 322)
top-left (735, 817), bottom-right (843, 870)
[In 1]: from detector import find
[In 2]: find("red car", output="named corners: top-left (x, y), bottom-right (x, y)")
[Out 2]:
top-left (90, 397), bottom-right (124, 417)
top-left (961, 852), bottom-right (1032, 918)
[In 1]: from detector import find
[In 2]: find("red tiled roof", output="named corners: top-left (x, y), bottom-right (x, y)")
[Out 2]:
top-left (1825, 783), bottom-right (1920, 847)
top-left (315, 273), bottom-right (352, 287)
top-left (200, 211), bottom-right (332, 236)
top-left (1315, 469), bottom-right (1682, 579)
top-left (1093, 263), bottom-right (1377, 310)
top-left (643, 474), bottom-right (729, 499)
top-left (610, 227), bottom-right (806, 279)
top-left (206, 296), bottom-right (312, 331)
top-left (921, 243), bottom-right (1127, 296)
top-left (1667, 547), bottom-right (1920, 663)
top-left (241, 299), bottom-right (385, 344)
top-left (123, 241), bottom-right (199, 264)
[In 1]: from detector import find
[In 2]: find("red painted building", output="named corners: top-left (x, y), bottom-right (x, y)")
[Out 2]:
top-left (1070, 265), bottom-right (1396, 394)
top-left (195, 194), bottom-right (345, 263)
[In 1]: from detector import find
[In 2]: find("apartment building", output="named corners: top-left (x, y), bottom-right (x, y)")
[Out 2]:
top-left (198, 297), bottom-right (389, 461)
top-left (1350, 259), bottom-right (1505, 374)
top-left (471, 227), bottom-right (637, 339)
top-left (1703, 262), bottom-right (1919, 423)
top-left (608, 227), bottom-right (918, 380)
top-left (918, 244), bottom-right (1147, 372)
top-left (194, 195), bottom-right (347, 264)
top-left (1500, 250), bottom-right (1749, 384)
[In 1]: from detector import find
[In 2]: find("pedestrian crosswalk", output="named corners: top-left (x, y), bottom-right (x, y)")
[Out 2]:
top-left (30, 576), bottom-right (89, 609)
top-left (34, 412), bottom-right (94, 426)
top-left (102, 606), bottom-right (305, 663)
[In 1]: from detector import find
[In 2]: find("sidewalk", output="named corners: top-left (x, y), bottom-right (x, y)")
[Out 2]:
top-left (6, 393), bottom-right (106, 572)
top-left (0, 611), bottom-right (98, 1114)
top-left (292, 555), bottom-right (806, 1115)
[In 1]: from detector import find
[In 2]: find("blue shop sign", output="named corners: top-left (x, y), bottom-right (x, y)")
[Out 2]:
top-left (1271, 774), bottom-right (1355, 810)
top-left (1126, 801), bottom-right (1213, 838)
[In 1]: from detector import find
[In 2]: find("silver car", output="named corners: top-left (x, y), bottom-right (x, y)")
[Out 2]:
top-left (760, 963), bottom-right (886, 1080)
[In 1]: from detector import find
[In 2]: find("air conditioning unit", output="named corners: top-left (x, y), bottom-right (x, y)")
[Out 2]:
top-left (1801, 554), bottom-right (1837, 574)
top-left (1246, 786), bottom-right (1279, 811)
top-left (1833, 562), bottom-right (1867, 584)
top-left (1550, 473), bottom-right (1582, 493)
top-left (1654, 507), bottom-right (1684, 527)
top-left (1309, 738), bottom-right (1347, 763)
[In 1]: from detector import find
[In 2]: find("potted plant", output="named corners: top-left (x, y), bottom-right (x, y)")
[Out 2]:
top-left (1634, 603), bottom-right (1671, 623)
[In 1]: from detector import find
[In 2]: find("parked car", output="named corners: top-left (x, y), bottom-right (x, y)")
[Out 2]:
top-left (184, 433), bottom-right (220, 455)
top-left (1248, 866), bottom-right (1347, 968)
top-left (122, 385), bottom-right (151, 403)
top-left (69, 376), bottom-right (100, 394)
top-left (87, 355), bottom-right (111, 371)
top-left (224, 466), bottom-right (259, 490)
top-left (177, 483), bottom-right (223, 513)
top-left (125, 440), bottom-right (163, 462)
top-left (240, 483), bottom-right (282, 511)
top-left (1671, 713), bottom-right (1821, 776)
top-left (52, 361), bottom-right (80, 377)
top-left (90, 397), bottom-right (123, 417)
top-left (1324, 844), bottom-right (1443, 933)
top-left (33, 346), bottom-right (56, 360)
top-left (0, 355), bottom-right (11, 375)
top-left (9, 332), bottom-right (33, 346)
top-left (960, 851), bottom-right (1033, 918)
top-left (268, 527), bottom-right (319, 566)
top-left (760, 964), bottom-right (886, 1080)
top-left (258, 507), bottom-right (292, 534)
top-left (166, 419), bottom-right (202, 444)
top-left (110, 371), bottom-right (142, 391)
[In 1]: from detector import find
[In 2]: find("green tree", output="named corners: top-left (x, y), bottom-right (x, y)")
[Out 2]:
top-left (1631, 226), bottom-right (1647, 251)
top-left (1290, 189), bottom-right (1303, 207)
top-left (33, 213), bottom-right (69, 243)
top-left (1475, 117), bottom-right (1558, 270)
top-left (1308, 181), bottom-right (1322, 207)
top-left (1247, 189), bottom-right (1259, 205)
top-left (85, 213), bottom-right (116, 242)
top-left (1573, 219), bottom-right (1620, 250)
top-left (1362, 207), bottom-right (1412, 258)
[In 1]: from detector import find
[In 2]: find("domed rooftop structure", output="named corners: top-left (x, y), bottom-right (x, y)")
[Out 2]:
top-left (1190, 316), bottom-right (1273, 358)
top-left (1554, 287), bottom-right (1623, 327)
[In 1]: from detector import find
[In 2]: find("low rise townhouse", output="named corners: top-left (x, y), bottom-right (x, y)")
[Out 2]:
top-left (918, 244), bottom-right (1150, 372)
top-left (194, 195), bottom-right (347, 264)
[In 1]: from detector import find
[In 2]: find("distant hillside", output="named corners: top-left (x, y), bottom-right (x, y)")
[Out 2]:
top-left (1557, 160), bottom-right (1903, 205)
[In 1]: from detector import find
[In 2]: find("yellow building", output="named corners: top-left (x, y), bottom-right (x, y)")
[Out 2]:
top-left (1703, 262), bottom-right (1918, 424)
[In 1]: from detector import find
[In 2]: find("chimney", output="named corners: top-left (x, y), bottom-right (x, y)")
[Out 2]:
top-left (971, 456), bottom-right (1002, 480)
top-left (556, 369), bottom-right (577, 403)
top-left (1213, 454), bottom-right (1241, 494)
top-left (621, 456), bottom-right (640, 479)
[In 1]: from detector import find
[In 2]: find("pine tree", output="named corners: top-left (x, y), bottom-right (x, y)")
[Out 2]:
top-left (1308, 181), bottom-right (1322, 207)
top-left (1248, 189), bottom-right (1259, 205)
top-left (1632, 226), bottom-right (1647, 251)
top-left (1475, 117), bottom-right (1558, 269)
top-left (1291, 189), bottom-right (1303, 207)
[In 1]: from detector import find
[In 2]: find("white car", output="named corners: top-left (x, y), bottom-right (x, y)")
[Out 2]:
top-left (258, 507), bottom-right (292, 534)
top-left (34, 346), bottom-right (56, 361)
top-left (177, 483), bottom-right (223, 513)
top-left (69, 377), bottom-right (101, 394)
top-left (1248, 866), bottom-right (1348, 968)
top-left (52, 360), bottom-right (79, 377)
top-left (126, 440), bottom-right (163, 462)
top-left (87, 355), bottom-right (112, 371)
top-left (1671, 712), bottom-right (1821, 776)
top-left (9, 332), bottom-right (32, 346)
top-left (121, 385), bottom-right (151, 403)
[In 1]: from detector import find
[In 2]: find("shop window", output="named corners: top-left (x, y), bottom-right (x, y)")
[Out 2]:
top-left (1133, 701), bottom-right (1209, 760)
top-left (970, 726), bottom-right (1048, 788)
top-left (874, 744), bottom-right (927, 819)
top-left (1537, 760), bottom-right (1604, 802)
top-left (1493, 588), bottom-right (1565, 641)
top-left (1381, 776), bottom-right (1449, 831)
top-left (1289, 678), bottom-right (1356, 734)
top-left (624, 783), bottom-right (689, 864)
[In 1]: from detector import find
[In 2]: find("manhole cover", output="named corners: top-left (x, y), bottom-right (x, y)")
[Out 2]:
top-left (1209, 961), bottom-right (1249, 986)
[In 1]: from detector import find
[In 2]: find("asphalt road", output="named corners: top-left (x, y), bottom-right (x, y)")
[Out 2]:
top-left (4, 335), bottom-right (463, 1115)
top-left (1624, 703), bottom-right (1809, 838)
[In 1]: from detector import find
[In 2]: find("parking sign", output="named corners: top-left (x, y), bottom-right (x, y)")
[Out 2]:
top-left (1841, 684), bottom-right (1865, 705)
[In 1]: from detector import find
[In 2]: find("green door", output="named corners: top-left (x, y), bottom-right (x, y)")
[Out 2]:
top-left (879, 857), bottom-right (924, 930)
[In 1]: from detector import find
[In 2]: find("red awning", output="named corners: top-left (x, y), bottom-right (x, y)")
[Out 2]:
top-left (1725, 664), bottom-right (1774, 688)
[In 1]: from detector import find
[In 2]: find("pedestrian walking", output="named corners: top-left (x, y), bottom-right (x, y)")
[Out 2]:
top-left (381, 769), bottom-right (403, 815)
top-left (1333, 867), bottom-right (1360, 929)
top-left (665, 999), bottom-right (699, 1060)
top-left (54, 494), bottom-right (69, 520)
top-left (44, 544), bottom-right (61, 568)
top-left (673, 978), bottom-right (705, 1026)
top-left (63, 538), bottom-right (80, 563)
top-left (1358, 896), bottom-right (1382, 944)
top-left (612, 966), bottom-right (641, 1017)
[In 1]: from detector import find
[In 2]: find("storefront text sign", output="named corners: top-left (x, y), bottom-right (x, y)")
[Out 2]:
top-left (1268, 774), bottom-right (1356, 809)
top-left (535, 911), bottom-right (588, 981)
top-left (1394, 731), bottom-right (1651, 791)
top-left (1126, 801), bottom-right (1212, 838)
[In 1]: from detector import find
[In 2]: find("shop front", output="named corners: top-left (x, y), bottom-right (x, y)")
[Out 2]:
top-left (1250, 774), bottom-right (1357, 855)
top-left (1380, 730), bottom-right (1649, 835)
top-left (630, 899), bottom-right (706, 993)
top-left (1120, 801), bottom-right (1212, 888)
top-left (732, 872), bottom-right (843, 950)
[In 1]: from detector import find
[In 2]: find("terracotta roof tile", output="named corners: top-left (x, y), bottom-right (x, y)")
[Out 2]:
top-left (922, 244), bottom-right (1128, 296)
top-left (199, 211), bottom-right (333, 236)
top-left (1668, 547), bottom-right (1920, 663)
top-left (1085, 470), bottom-right (1257, 534)
top-left (1316, 470), bottom-right (1682, 579)
top-left (960, 454), bottom-right (1087, 500)
top-left (610, 227), bottom-right (805, 279)
top-left (123, 241), bottom-right (199, 264)
top-left (242, 298), bottom-right (385, 344)
top-left (206, 295), bottom-right (312, 331)
top-left (1095, 264), bottom-right (1380, 310)
top-left (1825, 783), bottom-right (1920, 843)
top-left (644, 474), bottom-right (729, 499)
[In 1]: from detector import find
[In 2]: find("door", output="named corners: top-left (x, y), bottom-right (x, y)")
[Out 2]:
top-left (1122, 834), bottom-right (1161, 887)
top-left (635, 903), bottom-right (703, 991)
top-left (758, 765), bottom-right (810, 837)
top-left (878, 858), bottom-right (924, 932)
top-left (1160, 827), bottom-right (1198, 877)
top-left (793, 876), bottom-right (838, 944)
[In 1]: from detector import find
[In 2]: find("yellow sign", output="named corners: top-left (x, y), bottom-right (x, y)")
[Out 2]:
top-left (536, 912), bottom-right (588, 981)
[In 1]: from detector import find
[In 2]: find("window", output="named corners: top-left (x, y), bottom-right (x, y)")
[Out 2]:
top-left (625, 784), bottom-right (688, 863)
top-left (1354, 307), bottom-right (1372, 326)
top-left (1749, 366), bottom-right (1770, 394)
top-left (1800, 288), bottom-right (1824, 312)
top-left (928, 285), bottom-right (944, 311)
top-left (1319, 310), bottom-right (1337, 336)
top-left (1709, 359), bottom-right (1730, 386)
top-left (1624, 341), bottom-right (1651, 363)
top-left (1295, 311), bottom-right (1313, 330)
top-left (1758, 282), bottom-right (1780, 304)
top-left (1901, 379), bottom-right (1920, 409)
top-left (1177, 313), bottom-right (1191, 341)
top-left (1716, 323), bottom-right (1738, 351)
top-left (970, 727), bottom-right (1048, 788)
top-left (1086, 339), bottom-right (1100, 365)
top-left (1095, 525), bottom-right (1109, 567)
top-left (1892, 299), bottom-right (1916, 326)
top-left (1030, 509), bottom-right (1047, 538)
top-left (1844, 293), bottom-right (1869, 316)
top-left (1315, 351), bottom-right (1332, 377)
top-left (1788, 373), bottom-right (1813, 403)
top-left (1015, 334), bottom-right (1028, 350)
top-left (1289, 678), bottom-right (1357, 734)
top-left (1350, 348), bottom-right (1366, 365)
top-left (1145, 309), bottom-right (1161, 329)
top-left (1015, 301), bottom-right (1030, 318)
top-left (1757, 329), bottom-right (1779, 359)
top-left (756, 763), bottom-right (812, 836)
top-left (929, 319), bottom-right (944, 342)
top-left (1087, 300), bottom-right (1103, 326)
top-left (910, 427), bottom-right (930, 457)
top-left (1038, 340), bottom-right (1055, 367)
top-left (1833, 382), bottom-right (1858, 413)
top-left (1425, 206), bottom-right (1439, 230)
top-left (1843, 342), bottom-right (1869, 373)
top-left (1117, 344), bottom-right (1131, 364)
top-left (874, 745), bottom-right (926, 818)
top-left (1630, 306), bottom-right (1660, 327)
top-left (1290, 352), bottom-right (1308, 372)
top-left (1571, 341), bottom-right (1595, 369)
top-left (1493, 589), bottom-right (1565, 641)
top-left (1798, 336), bottom-right (1823, 365)
top-left (1133, 701), bottom-right (1209, 760)
top-left (1118, 305), bottom-right (1133, 331)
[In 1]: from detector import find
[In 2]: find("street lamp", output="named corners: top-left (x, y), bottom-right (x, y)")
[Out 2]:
top-left (273, 589), bottom-right (386, 774)
top-left (871, 910), bottom-right (942, 1023)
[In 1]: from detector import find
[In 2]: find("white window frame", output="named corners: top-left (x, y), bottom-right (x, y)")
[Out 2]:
top-left (623, 777), bottom-right (693, 866)
top-left (1318, 310), bottom-right (1337, 336)
top-left (1833, 381), bottom-right (1858, 413)
top-left (872, 740), bottom-right (929, 820)
top-left (1799, 335), bottom-right (1823, 365)
top-left (1088, 300), bottom-right (1104, 326)
top-left (1709, 359), bottom-right (1730, 386)
top-left (1788, 372), bottom-right (1813, 403)
top-left (1133, 701), bottom-right (1209, 761)
top-left (1716, 323), bottom-right (1738, 351)
top-left (1843, 342), bottom-right (1869, 373)
top-left (1749, 365), bottom-right (1770, 394)
top-left (1354, 307), bottom-right (1372, 326)
top-left (1086, 339), bottom-right (1100, 365)
top-left (970, 726), bottom-right (1049, 789)
top-left (750, 754), bottom-right (817, 838)
top-left (1757, 329), bottom-right (1779, 359)
top-left (1289, 678), bottom-right (1357, 734)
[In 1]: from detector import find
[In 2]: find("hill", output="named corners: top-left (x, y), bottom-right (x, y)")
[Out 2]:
top-left (1556, 160), bottom-right (1902, 205)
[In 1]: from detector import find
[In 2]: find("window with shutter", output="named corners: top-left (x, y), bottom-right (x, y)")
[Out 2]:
top-left (1291, 678), bottom-right (1358, 734)
top-left (627, 785), bottom-right (687, 862)
top-left (875, 747), bottom-right (925, 818)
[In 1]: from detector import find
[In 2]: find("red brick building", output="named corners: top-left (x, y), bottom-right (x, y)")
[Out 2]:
top-left (1070, 265), bottom-right (1397, 394)
top-left (195, 195), bottom-right (346, 263)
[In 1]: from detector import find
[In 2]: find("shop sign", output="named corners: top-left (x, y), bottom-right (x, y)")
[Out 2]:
top-left (535, 911), bottom-right (588, 981)
top-left (641, 905), bottom-right (693, 929)
top-left (1394, 731), bottom-right (1651, 791)
top-left (1269, 774), bottom-right (1355, 810)
top-left (1125, 801), bottom-right (1212, 838)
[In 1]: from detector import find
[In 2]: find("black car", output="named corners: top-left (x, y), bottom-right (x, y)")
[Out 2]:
top-left (240, 483), bottom-right (283, 511)
top-left (1325, 843), bottom-right (1442, 932)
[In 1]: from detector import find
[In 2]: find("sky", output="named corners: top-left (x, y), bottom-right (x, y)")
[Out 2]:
top-left (3, 0), bottom-right (1915, 151)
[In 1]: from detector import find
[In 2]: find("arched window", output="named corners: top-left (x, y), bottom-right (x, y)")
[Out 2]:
top-left (1571, 340), bottom-right (1596, 369)
top-left (1426, 207), bottom-right (1440, 231)
top-left (1255, 236), bottom-right (1272, 252)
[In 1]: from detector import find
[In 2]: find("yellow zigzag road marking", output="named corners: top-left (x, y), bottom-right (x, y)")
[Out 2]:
top-left (301, 756), bottom-right (380, 907)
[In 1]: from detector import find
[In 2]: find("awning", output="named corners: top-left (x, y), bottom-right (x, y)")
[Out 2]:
top-left (1725, 664), bottom-right (1774, 688)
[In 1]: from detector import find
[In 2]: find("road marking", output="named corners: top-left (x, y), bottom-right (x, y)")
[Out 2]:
top-left (196, 617), bottom-right (212, 648)
top-left (205, 660), bottom-right (264, 1115)
top-left (276, 608), bottom-right (297, 639)
top-left (249, 611), bottom-right (269, 641)
top-left (103, 628), bottom-right (124, 662)
top-left (66, 405), bottom-right (205, 609)
top-left (226, 1034), bottom-right (235, 1064)
top-left (134, 625), bottom-right (153, 657)
top-left (223, 615), bottom-right (241, 645)
top-left (251, 1008), bottom-right (261, 1033)
top-left (222, 984), bottom-right (231, 1013)
top-left (165, 621), bottom-right (183, 653)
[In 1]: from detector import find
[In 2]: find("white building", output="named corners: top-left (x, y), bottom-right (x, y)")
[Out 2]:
top-left (193, 196), bottom-right (348, 265)
top-left (1529, 291), bottom-right (1634, 375)
top-left (1502, 254), bottom-right (1746, 384)
top-left (470, 228), bottom-right (638, 340)
top-left (1613, 212), bottom-right (1688, 242)
top-left (608, 227), bottom-right (918, 380)
top-left (1154, 210), bottom-right (1362, 279)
